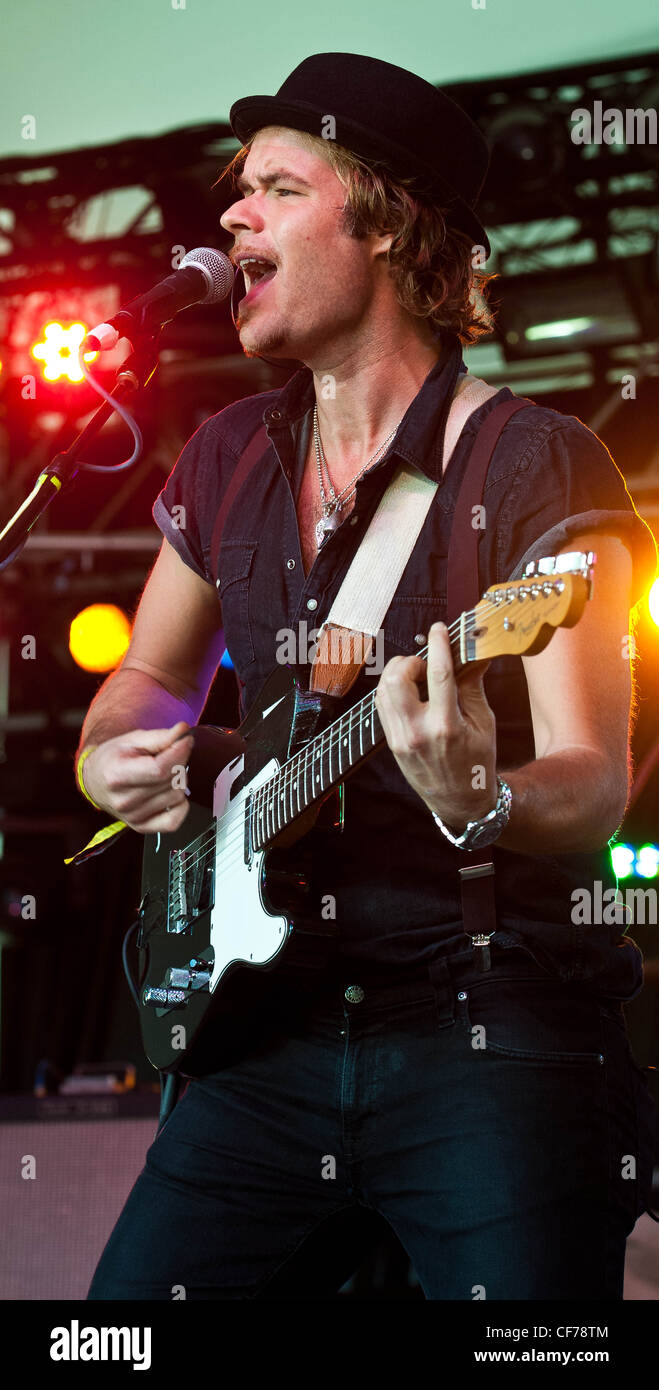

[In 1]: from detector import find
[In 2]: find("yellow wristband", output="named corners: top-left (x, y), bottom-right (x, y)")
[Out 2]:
top-left (76, 746), bottom-right (102, 810)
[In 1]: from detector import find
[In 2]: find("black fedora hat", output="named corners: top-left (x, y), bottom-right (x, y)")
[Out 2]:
top-left (229, 52), bottom-right (491, 256)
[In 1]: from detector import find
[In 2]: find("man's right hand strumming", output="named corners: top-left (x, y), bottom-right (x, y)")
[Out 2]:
top-left (76, 537), bottom-right (226, 834)
top-left (81, 722), bottom-right (195, 834)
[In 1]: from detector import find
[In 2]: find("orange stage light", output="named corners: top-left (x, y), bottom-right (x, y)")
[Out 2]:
top-left (69, 604), bottom-right (132, 673)
top-left (649, 577), bottom-right (659, 630)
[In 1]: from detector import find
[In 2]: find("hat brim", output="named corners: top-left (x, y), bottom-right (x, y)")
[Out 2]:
top-left (229, 95), bottom-right (491, 257)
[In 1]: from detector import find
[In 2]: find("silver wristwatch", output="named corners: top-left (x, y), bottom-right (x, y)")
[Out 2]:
top-left (432, 776), bottom-right (512, 851)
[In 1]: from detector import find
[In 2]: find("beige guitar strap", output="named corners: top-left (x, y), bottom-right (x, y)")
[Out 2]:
top-left (310, 373), bottom-right (499, 696)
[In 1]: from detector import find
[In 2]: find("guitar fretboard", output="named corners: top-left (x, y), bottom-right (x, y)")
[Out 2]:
top-left (249, 610), bottom-right (478, 851)
top-left (250, 688), bottom-right (384, 851)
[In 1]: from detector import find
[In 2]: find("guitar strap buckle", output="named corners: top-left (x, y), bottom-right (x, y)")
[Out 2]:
top-left (458, 860), bottom-right (497, 973)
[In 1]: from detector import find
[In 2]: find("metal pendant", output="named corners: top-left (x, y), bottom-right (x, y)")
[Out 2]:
top-left (315, 508), bottom-right (341, 548)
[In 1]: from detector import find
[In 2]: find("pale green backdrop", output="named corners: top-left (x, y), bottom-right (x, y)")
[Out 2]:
top-left (0, 0), bottom-right (657, 158)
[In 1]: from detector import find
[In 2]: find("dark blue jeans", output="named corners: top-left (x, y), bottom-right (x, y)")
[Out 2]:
top-left (87, 941), bottom-right (656, 1300)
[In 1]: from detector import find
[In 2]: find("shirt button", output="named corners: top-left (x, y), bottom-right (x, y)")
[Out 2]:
top-left (414, 633), bottom-right (426, 646)
top-left (269, 409), bottom-right (281, 420)
top-left (350, 514), bottom-right (359, 525)
top-left (344, 985), bottom-right (365, 1003)
top-left (306, 598), bottom-right (318, 611)
top-left (286, 558), bottom-right (296, 570)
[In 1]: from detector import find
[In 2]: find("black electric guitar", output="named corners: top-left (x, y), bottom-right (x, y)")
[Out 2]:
top-left (137, 551), bottom-right (595, 1072)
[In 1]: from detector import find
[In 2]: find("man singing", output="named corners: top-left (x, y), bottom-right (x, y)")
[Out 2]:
top-left (80, 54), bottom-right (657, 1299)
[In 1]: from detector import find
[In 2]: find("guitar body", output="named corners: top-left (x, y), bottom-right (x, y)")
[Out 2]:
top-left (138, 664), bottom-right (342, 1073)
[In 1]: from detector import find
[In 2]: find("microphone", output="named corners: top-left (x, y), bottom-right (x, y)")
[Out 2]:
top-left (83, 248), bottom-right (234, 351)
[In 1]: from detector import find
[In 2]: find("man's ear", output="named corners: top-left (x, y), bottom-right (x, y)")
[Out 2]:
top-left (370, 230), bottom-right (395, 260)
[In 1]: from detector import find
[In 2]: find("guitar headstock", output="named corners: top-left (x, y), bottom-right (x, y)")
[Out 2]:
top-left (465, 550), bottom-right (596, 662)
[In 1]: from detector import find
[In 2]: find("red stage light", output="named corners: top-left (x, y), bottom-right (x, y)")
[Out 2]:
top-left (30, 321), bottom-right (98, 383)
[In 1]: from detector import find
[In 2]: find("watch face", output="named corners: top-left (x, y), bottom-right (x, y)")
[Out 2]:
top-left (468, 815), bottom-right (505, 849)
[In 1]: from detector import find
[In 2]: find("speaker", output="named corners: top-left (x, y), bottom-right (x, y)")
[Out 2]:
top-left (0, 1092), bottom-right (160, 1300)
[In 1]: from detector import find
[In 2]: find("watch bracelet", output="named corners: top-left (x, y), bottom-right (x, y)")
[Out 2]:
top-left (432, 775), bottom-right (511, 850)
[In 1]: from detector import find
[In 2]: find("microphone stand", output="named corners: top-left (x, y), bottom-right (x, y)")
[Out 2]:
top-left (0, 336), bottom-right (160, 571)
top-left (0, 331), bottom-right (180, 1128)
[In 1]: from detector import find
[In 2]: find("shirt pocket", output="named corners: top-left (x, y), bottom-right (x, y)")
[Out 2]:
top-left (216, 540), bottom-right (259, 670)
top-left (382, 594), bottom-right (447, 654)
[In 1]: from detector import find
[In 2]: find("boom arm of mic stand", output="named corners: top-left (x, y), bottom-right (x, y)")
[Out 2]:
top-left (0, 338), bottom-right (160, 571)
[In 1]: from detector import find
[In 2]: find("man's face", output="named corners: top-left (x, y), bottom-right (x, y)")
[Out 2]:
top-left (220, 127), bottom-right (390, 364)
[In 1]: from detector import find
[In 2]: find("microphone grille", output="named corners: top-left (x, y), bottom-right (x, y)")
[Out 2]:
top-left (180, 247), bottom-right (234, 304)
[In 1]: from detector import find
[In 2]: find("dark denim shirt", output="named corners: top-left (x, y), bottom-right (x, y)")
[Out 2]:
top-left (153, 335), bottom-right (657, 998)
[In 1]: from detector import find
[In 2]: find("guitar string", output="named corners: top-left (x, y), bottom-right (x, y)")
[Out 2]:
top-left (166, 581), bottom-right (563, 886)
top-left (163, 588), bottom-right (533, 889)
top-left (164, 598), bottom-right (501, 875)
top-left (172, 567), bottom-right (574, 892)
top-left (165, 579), bottom-right (558, 893)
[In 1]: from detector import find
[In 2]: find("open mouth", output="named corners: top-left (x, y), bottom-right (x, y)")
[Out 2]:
top-left (238, 257), bottom-right (277, 304)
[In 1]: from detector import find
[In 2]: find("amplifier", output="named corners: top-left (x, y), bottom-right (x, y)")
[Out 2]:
top-left (0, 1091), bottom-right (160, 1300)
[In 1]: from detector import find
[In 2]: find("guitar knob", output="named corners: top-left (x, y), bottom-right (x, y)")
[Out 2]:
top-left (142, 987), bottom-right (187, 1007)
top-left (166, 966), bottom-right (211, 990)
top-left (168, 968), bottom-right (193, 989)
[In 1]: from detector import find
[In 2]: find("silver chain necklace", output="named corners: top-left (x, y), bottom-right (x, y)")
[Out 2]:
top-left (313, 403), bottom-right (402, 549)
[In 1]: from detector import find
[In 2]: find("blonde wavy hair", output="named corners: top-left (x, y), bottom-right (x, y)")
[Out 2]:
top-left (216, 129), bottom-right (498, 345)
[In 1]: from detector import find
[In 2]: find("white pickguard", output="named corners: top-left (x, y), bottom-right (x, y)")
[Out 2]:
top-left (207, 754), bottom-right (289, 991)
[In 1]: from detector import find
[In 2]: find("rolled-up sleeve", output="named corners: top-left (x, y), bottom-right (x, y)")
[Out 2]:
top-left (496, 415), bottom-right (658, 608)
top-left (152, 420), bottom-right (219, 583)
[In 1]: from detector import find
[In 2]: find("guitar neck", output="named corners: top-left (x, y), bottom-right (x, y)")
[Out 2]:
top-left (249, 613), bottom-right (475, 852)
top-left (248, 553), bottom-right (596, 852)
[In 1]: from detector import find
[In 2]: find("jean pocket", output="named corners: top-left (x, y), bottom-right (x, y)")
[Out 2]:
top-left (456, 974), bottom-right (606, 1065)
top-left (596, 1009), bottom-right (658, 1222)
top-left (629, 1059), bottom-right (658, 1219)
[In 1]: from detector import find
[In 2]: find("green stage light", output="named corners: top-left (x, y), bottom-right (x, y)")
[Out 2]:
top-left (611, 843), bottom-right (659, 879)
top-left (611, 844), bottom-right (636, 878)
top-left (635, 845), bottom-right (659, 879)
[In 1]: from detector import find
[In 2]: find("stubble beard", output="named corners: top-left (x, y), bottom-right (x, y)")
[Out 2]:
top-left (236, 314), bottom-right (291, 359)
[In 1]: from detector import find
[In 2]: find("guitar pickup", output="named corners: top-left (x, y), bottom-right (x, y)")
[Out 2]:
top-left (167, 845), bottom-right (215, 934)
